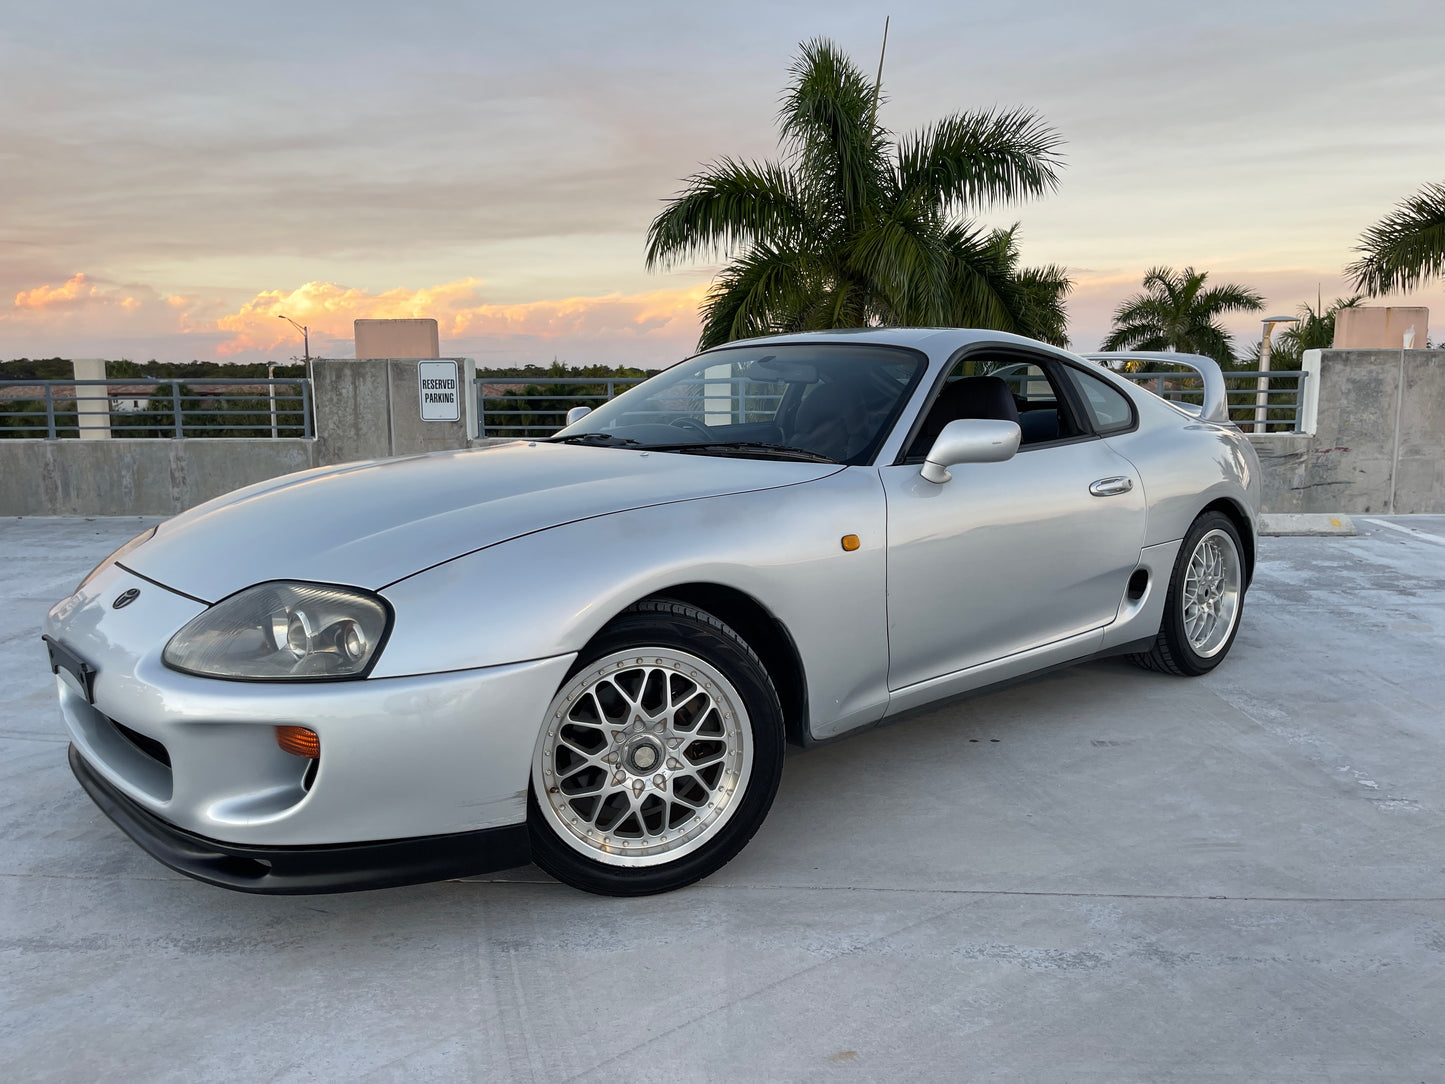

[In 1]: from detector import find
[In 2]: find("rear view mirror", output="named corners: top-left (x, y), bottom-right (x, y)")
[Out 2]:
top-left (565, 406), bottom-right (592, 426)
top-left (920, 419), bottom-right (1021, 483)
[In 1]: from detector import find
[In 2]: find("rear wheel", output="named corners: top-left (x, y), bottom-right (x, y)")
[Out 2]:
top-left (528, 599), bottom-right (785, 896)
top-left (1133, 511), bottom-right (1245, 676)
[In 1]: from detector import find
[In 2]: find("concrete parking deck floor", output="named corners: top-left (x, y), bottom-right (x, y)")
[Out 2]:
top-left (3, 515), bottom-right (1444, 1081)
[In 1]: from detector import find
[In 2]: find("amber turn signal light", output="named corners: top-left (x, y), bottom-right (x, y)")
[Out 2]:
top-left (841, 534), bottom-right (861, 551)
top-left (276, 725), bottom-right (320, 759)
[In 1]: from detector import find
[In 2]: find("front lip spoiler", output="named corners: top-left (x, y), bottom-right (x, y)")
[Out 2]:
top-left (68, 744), bottom-right (531, 895)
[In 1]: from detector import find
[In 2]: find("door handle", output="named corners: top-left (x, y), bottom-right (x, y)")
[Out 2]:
top-left (1089, 476), bottom-right (1134, 497)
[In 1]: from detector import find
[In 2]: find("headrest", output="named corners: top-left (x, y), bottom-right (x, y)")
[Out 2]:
top-left (936, 376), bottom-right (1020, 424)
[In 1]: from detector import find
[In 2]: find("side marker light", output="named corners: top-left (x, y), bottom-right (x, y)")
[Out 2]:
top-left (841, 534), bottom-right (860, 551)
top-left (276, 725), bottom-right (320, 759)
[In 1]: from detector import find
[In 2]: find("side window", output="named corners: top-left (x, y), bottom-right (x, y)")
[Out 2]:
top-left (992, 362), bottom-right (1052, 407)
top-left (1062, 365), bottom-right (1136, 435)
top-left (906, 353), bottom-right (1080, 458)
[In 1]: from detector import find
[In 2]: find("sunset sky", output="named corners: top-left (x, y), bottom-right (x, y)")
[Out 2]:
top-left (3, 0), bottom-right (1442, 368)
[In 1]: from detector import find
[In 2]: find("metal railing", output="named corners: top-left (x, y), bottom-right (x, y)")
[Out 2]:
top-left (0, 379), bottom-right (313, 439)
top-left (1114, 370), bottom-right (1309, 433)
top-left (475, 375), bottom-right (793, 438)
top-left (476, 377), bottom-right (648, 437)
top-left (472, 367), bottom-right (1312, 440)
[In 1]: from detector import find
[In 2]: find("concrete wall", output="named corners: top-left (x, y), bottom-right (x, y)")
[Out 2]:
top-left (1248, 349), bottom-right (1445, 514)
top-left (1, 358), bottom-right (480, 517)
top-left (0, 438), bottom-right (316, 516)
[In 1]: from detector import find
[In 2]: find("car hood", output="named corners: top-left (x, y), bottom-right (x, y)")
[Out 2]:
top-left (123, 441), bottom-right (842, 602)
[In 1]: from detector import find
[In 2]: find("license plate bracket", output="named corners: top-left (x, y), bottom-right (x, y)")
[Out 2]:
top-left (43, 635), bottom-right (97, 703)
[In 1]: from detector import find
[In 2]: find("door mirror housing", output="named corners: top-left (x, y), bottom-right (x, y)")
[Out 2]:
top-left (920, 418), bottom-right (1021, 483)
top-left (565, 406), bottom-right (592, 426)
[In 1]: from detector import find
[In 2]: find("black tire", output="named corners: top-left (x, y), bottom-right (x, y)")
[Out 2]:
top-left (1132, 511), bottom-right (1246, 677)
top-left (528, 598), bottom-right (785, 896)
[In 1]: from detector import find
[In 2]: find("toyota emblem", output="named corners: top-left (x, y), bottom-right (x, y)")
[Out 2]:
top-left (112, 588), bottom-right (141, 610)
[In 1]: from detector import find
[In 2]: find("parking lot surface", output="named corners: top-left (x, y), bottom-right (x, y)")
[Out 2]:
top-left (3, 515), bottom-right (1443, 1081)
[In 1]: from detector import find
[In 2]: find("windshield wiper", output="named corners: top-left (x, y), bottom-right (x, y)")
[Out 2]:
top-left (642, 441), bottom-right (838, 464)
top-left (545, 432), bottom-right (641, 447)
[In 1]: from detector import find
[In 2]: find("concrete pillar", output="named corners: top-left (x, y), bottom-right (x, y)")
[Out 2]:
top-left (311, 357), bottom-right (476, 467)
top-left (1260, 349), bottom-right (1445, 514)
top-left (70, 358), bottom-right (111, 440)
top-left (1394, 350), bottom-right (1445, 513)
top-left (1298, 349), bottom-right (1322, 436)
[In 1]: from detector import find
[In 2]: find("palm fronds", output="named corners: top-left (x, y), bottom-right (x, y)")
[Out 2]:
top-left (645, 159), bottom-right (815, 271)
top-left (1347, 182), bottom-right (1445, 296)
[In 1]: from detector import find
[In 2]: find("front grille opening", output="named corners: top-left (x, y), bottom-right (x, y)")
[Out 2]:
top-left (109, 718), bottom-right (172, 769)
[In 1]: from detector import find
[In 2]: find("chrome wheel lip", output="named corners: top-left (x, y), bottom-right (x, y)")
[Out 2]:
top-left (1182, 528), bottom-right (1242, 659)
top-left (532, 648), bottom-right (753, 868)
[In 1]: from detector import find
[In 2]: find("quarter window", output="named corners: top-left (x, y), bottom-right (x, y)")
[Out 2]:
top-left (1063, 366), bottom-right (1136, 435)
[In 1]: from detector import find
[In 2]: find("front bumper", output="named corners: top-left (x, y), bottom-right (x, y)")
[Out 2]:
top-left (46, 563), bottom-right (576, 862)
top-left (70, 744), bottom-right (531, 894)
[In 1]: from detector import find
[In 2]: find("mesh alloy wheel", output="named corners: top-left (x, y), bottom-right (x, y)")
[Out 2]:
top-left (1132, 510), bottom-right (1247, 677)
top-left (1181, 528), bottom-right (1243, 659)
top-left (533, 649), bottom-right (753, 866)
top-left (527, 599), bottom-right (784, 896)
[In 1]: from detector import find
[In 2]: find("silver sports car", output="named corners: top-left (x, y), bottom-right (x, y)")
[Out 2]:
top-left (44, 329), bottom-right (1259, 896)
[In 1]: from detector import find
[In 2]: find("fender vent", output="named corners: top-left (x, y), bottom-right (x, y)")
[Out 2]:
top-left (1126, 569), bottom-right (1149, 601)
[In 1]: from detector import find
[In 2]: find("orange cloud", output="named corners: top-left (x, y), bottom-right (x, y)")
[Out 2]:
top-left (213, 278), bottom-right (707, 356)
top-left (13, 273), bottom-right (143, 312)
top-left (3, 271), bottom-right (709, 362)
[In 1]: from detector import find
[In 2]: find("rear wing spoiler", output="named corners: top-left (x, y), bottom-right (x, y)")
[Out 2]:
top-left (1082, 352), bottom-right (1229, 424)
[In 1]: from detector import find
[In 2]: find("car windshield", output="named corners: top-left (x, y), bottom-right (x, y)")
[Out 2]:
top-left (551, 343), bottom-right (925, 465)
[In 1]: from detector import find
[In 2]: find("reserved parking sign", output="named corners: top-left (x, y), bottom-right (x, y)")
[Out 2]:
top-left (417, 360), bottom-right (460, 422)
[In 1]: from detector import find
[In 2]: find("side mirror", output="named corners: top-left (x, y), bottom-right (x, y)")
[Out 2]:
top-left (920, 418), bottom-right (1021, 483)
top-left (565, 406), bottom-right (592, 426)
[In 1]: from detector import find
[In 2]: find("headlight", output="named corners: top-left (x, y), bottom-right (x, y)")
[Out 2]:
top-left (77, 526), bottom-right (157, 593)
top-left (163, 581), bottom-right (391, 681)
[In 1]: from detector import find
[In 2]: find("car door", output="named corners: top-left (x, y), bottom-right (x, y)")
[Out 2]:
top-left (881, 350), bottom-right (1147, 691)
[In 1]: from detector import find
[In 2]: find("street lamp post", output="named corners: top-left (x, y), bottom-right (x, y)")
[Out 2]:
top-left (277, 314), bottom-right (312, 438)
top-left (1255, 315), bottom-right (1298, 433)
top-left (277, 314), bottom-right (309, 361)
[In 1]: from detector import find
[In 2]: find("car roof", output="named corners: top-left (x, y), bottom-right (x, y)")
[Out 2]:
top-left (717, 327), bottom-right (1071, 362)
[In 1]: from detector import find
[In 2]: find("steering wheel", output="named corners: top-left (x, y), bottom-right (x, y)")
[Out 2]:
top-left (668, 417), bottom-right (715, 440)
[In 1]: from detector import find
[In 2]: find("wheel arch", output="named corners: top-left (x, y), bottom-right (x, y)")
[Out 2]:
top-left (605, 583), bottom-right (810, 748)
top-left (1200, 496), bottom-right (1255, 587)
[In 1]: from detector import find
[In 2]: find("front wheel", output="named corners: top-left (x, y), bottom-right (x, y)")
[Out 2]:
top-left (528, 599), bottom-right (785, 896)
top-left (1133, 511), bottom-right (1246, 676)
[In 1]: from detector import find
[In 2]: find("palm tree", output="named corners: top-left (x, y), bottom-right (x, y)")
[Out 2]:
top-left (645, 38), bottom-right (1070, 348)
top-left (1275, 295), bottom-right (1360, 364)
top-left (1101, 266), bottom-right (1263, 367)
top-left (1347, 182), bottom-right (1445, 296)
